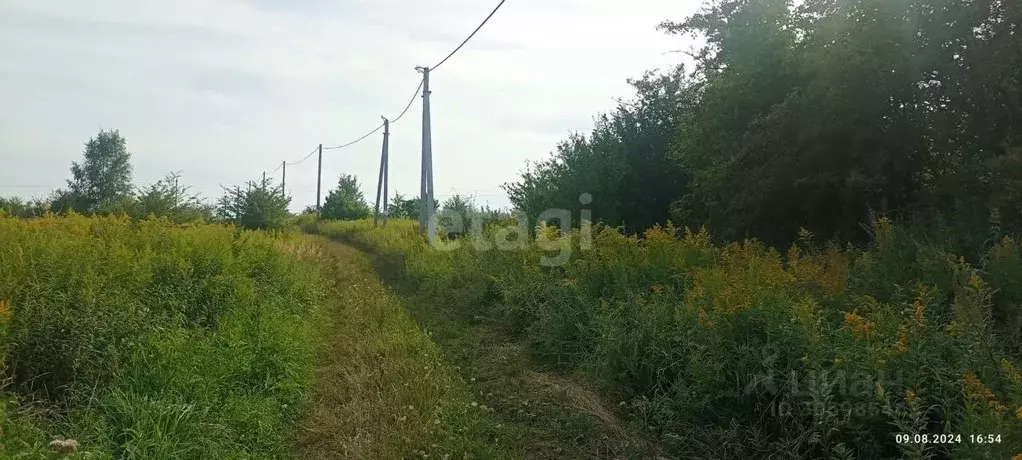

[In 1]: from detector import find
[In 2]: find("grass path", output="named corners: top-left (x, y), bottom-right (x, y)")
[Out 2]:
top-left (297, 238), bottom-right (509, 459)
top-left (301, 237), bottom-right (663, 459)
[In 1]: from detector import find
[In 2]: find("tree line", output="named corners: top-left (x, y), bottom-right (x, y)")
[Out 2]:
top-left (503, 0), bottom-right (1020, 257)
top-left (0, 129), bottom-right (488, 230)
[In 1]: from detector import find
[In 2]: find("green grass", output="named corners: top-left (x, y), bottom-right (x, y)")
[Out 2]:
top-left (310, 218), bottom-right (1022, 460)
top-left (0, 214), bottom-right (326, 459)
top-left (297, 239), bottom-right (512, 459)
top-left (311, 220), bottom-right (662, 459)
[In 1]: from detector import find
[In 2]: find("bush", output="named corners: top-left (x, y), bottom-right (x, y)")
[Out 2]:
top-left (215, 177), bottom-right (292, 231)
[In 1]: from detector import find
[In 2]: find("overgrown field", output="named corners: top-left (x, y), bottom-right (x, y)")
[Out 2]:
top-left (0, 214), bottom-right (327, 459)
top-left (312, 219), bottom-right (1022, 459)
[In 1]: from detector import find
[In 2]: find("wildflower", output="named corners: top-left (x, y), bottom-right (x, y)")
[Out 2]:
top-left (1001, 359), bottom-right (1022, 383)
top-left (843, 312), bottom-right (875, 340)
top-left (968, 272), bottom-right (985, 292)
top-left (892, 327), bottom-right (909, 356)
top-left (905, 390), bottom-right (917, 405)
top-left (697, 308), bottom-right (716, 329)
top-left (0, 299), bottom-right (10, 324)
top-left (963, 371), bottom-right (1007, 413)
top-left (913, 300), bottom-right (925, 328)
top-left (1016, 407), bottom-right (1022, 419)
top-left (947, 321), bottom-right (961, 338)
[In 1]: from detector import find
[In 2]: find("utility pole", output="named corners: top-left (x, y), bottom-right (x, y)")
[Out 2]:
top-left (262, 171), bottom-right (266, 185)
top-left (281, 161), bottom-right (286, 199)
top-left (316, 143), bottom-right (323, 215)
top-left (416, 66), bottom-right (435, 243)
top-left (374, 117), bottom-right (390, 227)
top-left (383, 119), bottom-right (389, 227)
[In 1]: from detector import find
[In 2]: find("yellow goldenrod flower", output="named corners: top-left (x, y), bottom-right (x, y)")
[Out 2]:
top-left (0, 299), bottom-right (11, 324)
top-left (963, 371), bottom-right (1007, 413)
top-left (947, 321), bottom-right (961, 338)
top-left (843, 312), bottom-right (875, 340)
top-left (697, 308), bottom-right (715, 329)
top-left (968, 272), bottom-right (985, 291)
top-left (913, 301), bottom-right (925, 328)
top-left (892, 327), bottom-right (909, 356)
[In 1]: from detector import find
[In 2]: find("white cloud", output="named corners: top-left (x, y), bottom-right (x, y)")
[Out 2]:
top-left (0, 0), bottom-right (701, 211)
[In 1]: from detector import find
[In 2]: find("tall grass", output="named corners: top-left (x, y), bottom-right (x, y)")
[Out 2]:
top-left (0, 214), bottom-right (326, 459)
top-left (311, 218), bottom-right (1022, 459)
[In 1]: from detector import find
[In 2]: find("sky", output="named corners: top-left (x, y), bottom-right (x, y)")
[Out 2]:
top-left (0, 0), bottom-right (701, 211)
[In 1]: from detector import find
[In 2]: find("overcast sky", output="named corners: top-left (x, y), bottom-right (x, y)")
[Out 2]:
top-left (0, 0), bottom-right (700, 211)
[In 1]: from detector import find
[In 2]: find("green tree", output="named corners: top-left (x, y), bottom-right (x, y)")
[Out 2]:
top-left (388, 193), bottom-right (438, 220)
top-left (215, 176), bottom-right (291, 230)
top-left (64, 129), bottom-right (135, 214)
top-left (0, 197), bottom-right (49, 218)
top-left (134, 172), bottom-right (212, 223)
top-left (438, 194), bottom-right (477, 237)
top-left (503, 66), bottom-right (693, 233)
top-left (321, 174), bottom-right (371, 221)
top-left (658, 0), bottom-right (1022, 248)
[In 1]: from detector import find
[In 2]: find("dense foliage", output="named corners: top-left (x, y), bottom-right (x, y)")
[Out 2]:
top-left (215, 176), bottom-right (292, 231)
top-left (505, 0), bottom-right (1022, 251)
top-left (503, 67), bottom-right (692, 234)
top-left (60, 130), bottom-right (135, 215)
top-left (321, 174), bottom-right (372, 221)
top-left (0, 215), bottom-right (327, 459)
top-left (313, 219), bottom-right (1022, 459)
top-left (135, 172), bottom-right (214, 223)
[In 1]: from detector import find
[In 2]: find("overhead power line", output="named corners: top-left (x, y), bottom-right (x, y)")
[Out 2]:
top-left (391, 78), bottom-right (425, 124)
top-left (431, 0), bottom-right (507, 71)
top-left (255, 0), bottom-right (508, 205)
top-left (323, 123), bottom-right (384, 151)
top-left (287, 145), bottom-right (321, 166)
top-left (323, 77), bottom-right (425, 151)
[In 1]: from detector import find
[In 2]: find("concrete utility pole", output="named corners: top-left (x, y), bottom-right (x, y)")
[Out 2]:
top-left (416, 66), bottom-right (436, 243)
top-left (281, 161), bottom-right (286, 199)
top-left (316, 143), bottom-right (323, 214)
top-left (374, 117), bottom-right (390, 227)
top-left (383, 121), bottom-right (389, 227)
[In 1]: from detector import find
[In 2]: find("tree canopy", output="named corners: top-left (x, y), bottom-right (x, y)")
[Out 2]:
top-left (321, 174), bottom-right (372, 221)
top-left (504, 0), bottom-right (1022, 254)
top-left (62, 129), bottom-right (135, 214)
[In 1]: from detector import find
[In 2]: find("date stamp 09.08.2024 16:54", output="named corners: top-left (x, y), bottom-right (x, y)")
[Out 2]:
top-left (894, 433), bottom-right (1003, 445)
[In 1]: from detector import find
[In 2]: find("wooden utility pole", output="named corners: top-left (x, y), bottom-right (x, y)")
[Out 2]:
top-left (316, 143), bottom-right (323, 214)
